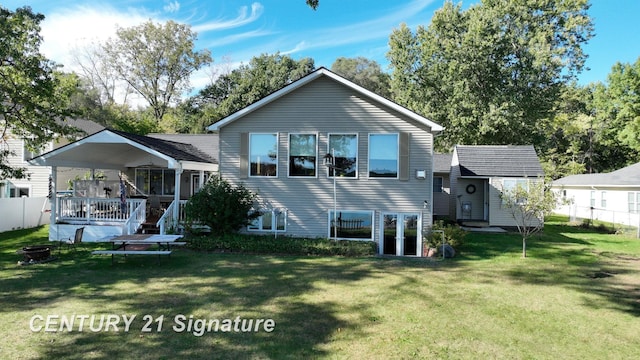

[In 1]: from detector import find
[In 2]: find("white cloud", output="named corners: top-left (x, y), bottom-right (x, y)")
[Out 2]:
top-left (192, 2), bottom-right (264, 33)
top-left (40, 5), bottom-right (153, 72)
top-left (164, 1), bottom-right (180, 14)
top-left (287, 0), bottom-right (436, 54)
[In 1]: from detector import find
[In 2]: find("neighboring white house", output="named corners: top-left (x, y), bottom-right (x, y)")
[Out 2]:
top-left (1, 118), bottom-right (105, 198)
top-left (553, 162), bottom-right (640, 228)
top-left (208, 67), bottom-right (444, 257)
top-left (448, 145), bottom-right (545, 228)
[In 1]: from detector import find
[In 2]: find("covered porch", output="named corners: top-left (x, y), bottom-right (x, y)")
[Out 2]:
top-left (29, 129), bottom-right (217, 241)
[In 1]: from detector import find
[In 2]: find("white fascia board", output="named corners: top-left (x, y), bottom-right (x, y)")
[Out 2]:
top-left (179, 161), bottom-right (218, 172)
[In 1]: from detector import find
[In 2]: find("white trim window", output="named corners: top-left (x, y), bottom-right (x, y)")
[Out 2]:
top-left (328, 133), bottom-right (358, 178)
top-left (327, 210), bottom-right (374, 240)
top-left (590, 191), bottom-right (596, 208)
top-left (248, 209), bottom-right (287, 232)
top-left (288, 133), bottom-right (317, 177)
top-left (0, 181), bottom-right (31, 197)
top-left (628, 192), bottom-right (640, 214)
top-left (135, 169), bottom-right (176, 196)
top-left (502, 178), bottom-right (530, 205)
top-left (368, 134), bottom-right (399, 178)
top-left (249, 133), bottom-right (278, 177)
top-left (22, 139), bottom-right (50, 162)
top-left (600, 191), bottom-right (607, 208)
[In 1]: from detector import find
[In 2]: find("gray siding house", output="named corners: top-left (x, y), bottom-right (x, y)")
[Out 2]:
top-left (433, 153), bottom-right (453, 219)
top-left (449, 145), bottom-right (544, 227)
top-left (208, 67), bottom-right (443, 257)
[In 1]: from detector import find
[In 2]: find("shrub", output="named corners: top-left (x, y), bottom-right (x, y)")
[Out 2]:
top-left (186, 233), bottom-right (377, 257)
top-left (184, 175), bottom-right (260, 235)
top-left (426, 220), bottom-right (467, 249)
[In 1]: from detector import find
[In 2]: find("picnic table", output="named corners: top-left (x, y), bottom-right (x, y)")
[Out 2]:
top-left (92, 234), bottom-right (186, 264)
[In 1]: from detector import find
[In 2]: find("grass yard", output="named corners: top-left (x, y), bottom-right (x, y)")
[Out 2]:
top-left (1, 216), bottom-right (639, 359)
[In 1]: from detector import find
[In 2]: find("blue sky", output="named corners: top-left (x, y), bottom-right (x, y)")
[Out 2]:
top-left (5, 0), bottom-right (640, 92)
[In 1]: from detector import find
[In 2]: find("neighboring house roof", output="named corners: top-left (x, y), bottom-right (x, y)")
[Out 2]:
top-left (553, 162), bottom-right (640, 187)
top-left (456, 145), bottom-right (544, 178)
top-left (434, 153), bottom-right (453, 173)
top-left (207, 67), bottom-right (443, 133)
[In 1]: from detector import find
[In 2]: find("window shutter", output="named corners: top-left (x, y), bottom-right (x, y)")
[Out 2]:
top-left (239, 132), bottom-right (248, 179)
top-left (399, 132), bottom-right (410, 181)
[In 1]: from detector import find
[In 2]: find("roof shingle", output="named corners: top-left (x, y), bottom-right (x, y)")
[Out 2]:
top-left (456, 145), bottom-right (543, 178)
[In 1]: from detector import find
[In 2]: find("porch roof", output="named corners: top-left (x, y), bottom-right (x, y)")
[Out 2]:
top-left (29, 129), bottom-right (218, 172)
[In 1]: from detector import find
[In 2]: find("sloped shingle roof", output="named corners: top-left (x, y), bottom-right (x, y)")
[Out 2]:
top-left (456, 145), bottom-right (543, 178)
top-left (554, 162), bottom-right (640, 187)
top-left (433, 153), bottom-right (453, 173)
top-left (111, 130), bottom-right (217, 164)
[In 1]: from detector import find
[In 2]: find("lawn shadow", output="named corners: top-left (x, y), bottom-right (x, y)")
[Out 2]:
top-left (477, 223), bottom-right (640, 318)
top-left (0, 229), bottom-right (381, 359)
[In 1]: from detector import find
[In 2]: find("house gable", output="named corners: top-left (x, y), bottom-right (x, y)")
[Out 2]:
top-left (208, 67), bottom-right (443, 134)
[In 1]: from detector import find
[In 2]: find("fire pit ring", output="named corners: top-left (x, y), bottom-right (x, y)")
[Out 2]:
top-left (21, 245), bottom-right (52, 262)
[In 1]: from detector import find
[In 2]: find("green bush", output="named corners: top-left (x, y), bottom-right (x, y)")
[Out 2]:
top-left (184, 175), bottom-right (260, 235)
top-left (186, 233), bottom-right (377, 257)
top-left (426, 220), bottom-right (467, 249)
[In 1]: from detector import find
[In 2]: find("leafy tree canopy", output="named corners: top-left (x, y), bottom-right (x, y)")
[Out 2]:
top-left (387, 0), bottom-right (593, 151)
top-left (102, 20), bottom-right (212, 123)
top-left (331, 57), bottom-right (391, 98)
top-left (191, 53), bottom-right (314, 128)
top-left (1, 6), bottom-right (77, 179)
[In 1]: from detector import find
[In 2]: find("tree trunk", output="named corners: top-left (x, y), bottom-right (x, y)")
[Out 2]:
top-left (522, 237), bottom-right (527, 258)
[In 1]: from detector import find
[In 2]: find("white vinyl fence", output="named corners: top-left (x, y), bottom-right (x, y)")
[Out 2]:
top-left (0, 197), bottom-right (50, 232)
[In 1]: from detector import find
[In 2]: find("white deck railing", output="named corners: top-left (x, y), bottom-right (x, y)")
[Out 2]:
top-left (123, 200), bottom-right (147, 235)
top-left (57, 197), bottom-right (146, 224)
top-left (156, 200), bottom-right (188, 234)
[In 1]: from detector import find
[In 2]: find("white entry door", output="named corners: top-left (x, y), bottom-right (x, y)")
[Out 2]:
top-left (381, 213), bottom-right (421, 256)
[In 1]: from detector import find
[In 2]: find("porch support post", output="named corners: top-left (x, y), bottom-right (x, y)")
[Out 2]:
top-left (199, 170), bottom-right (205, 190)
top-left (173, 167), bottom-right (183, 223)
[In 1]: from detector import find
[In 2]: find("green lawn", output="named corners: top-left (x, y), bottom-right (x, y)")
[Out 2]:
top-left (1, 217), bottom-right (639, 359)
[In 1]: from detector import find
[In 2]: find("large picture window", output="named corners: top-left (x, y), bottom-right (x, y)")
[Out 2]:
top-left (289, 134), bottom-right (317, 177)
top-left (328, 210), bottom-right (374, 240)
top-left (328, 134), bottom-right (357, 177)
top-left (368, 134), bottom-right (398, 178)
top-left (250, 133), bottom-right (278, 177)
top-left (135, 169), bottom-right (175, 196)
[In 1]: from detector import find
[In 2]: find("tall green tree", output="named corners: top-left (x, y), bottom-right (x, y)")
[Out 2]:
top-left (331, 57), bottom-right (391, 98)
top-left (192, 53), bottom-right (314, 128)
top-left (0, 6), bottom-right (76, 179)
top-left (387, 0), bottom-right (593, 151)
top-left (590, 58), bottom-right (640, 170)
top-left (103, 20), bottom-right (212, 123)
top-left (541, 82), bottom-right (592, 179)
